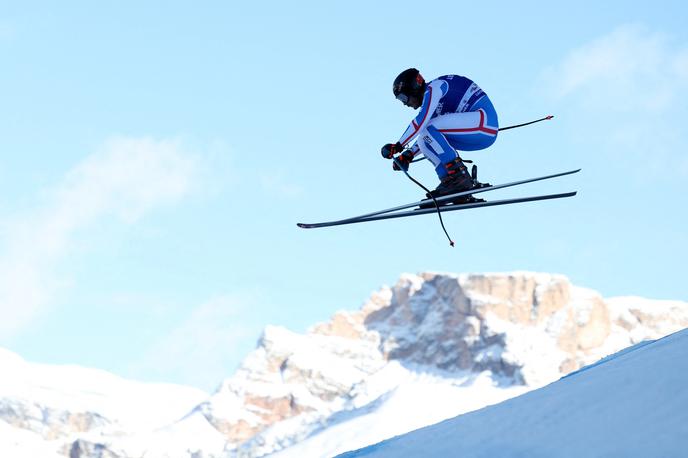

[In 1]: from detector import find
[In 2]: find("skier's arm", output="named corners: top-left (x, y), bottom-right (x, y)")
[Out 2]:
top-left (397, 80), bottom-right (448, 147)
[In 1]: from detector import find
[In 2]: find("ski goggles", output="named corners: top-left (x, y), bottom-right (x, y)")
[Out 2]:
top-left (395, 93), bottom-right (410, 104)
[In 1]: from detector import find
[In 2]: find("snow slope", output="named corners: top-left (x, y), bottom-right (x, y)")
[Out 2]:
top-left (0, 347), bottom-right (209, 456)
top-left (270, 367), bottom-right (529, 458)
top-left (339, 328), bottom-right (688, 458)
top-left (0, 347), bottom-right (208, 431)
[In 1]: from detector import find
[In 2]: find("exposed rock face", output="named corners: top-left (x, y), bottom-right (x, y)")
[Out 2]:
top-left (365, 273), bottom-right (612, 369)
top-left (0, 398), bottom-right (109, 440)
top-left (200, 324), bottom-right (387, 446)
top-left (2, 271), bottom-right (687, 458)
top-left (308, 272), bottom-right (615, 380)
top-left (68, 439), bottom-right (121, 458)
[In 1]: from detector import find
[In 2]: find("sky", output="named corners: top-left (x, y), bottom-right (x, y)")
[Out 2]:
top-left (0, 1), bottom-right (687, 391)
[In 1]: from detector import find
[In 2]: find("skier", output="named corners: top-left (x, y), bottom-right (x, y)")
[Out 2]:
top-left (381, 68), bottom-right (499, 203)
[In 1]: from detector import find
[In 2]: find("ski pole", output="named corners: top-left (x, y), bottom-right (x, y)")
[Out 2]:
top-left (391, 156), bottom-right (455, 247)
top-left (411, 114), bottom-right (554, 163)
top-left (498, 114), bottom-right (553, 131)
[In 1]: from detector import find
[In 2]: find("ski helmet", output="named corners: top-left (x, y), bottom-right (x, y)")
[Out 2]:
top-left (393, 68), bottom-right (426, 104)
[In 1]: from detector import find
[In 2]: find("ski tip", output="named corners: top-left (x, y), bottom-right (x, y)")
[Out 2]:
top-left (297, 223), bottom-right (309, 229)
top-left (546, 115), bottom-right (554, 120)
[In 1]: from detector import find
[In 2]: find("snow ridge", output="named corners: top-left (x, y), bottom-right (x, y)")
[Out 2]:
top-left (340, 327), bottom-right (688, 458)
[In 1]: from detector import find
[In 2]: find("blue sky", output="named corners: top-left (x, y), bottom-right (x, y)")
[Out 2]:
top-left (1, 1), bottom-right (687, 390)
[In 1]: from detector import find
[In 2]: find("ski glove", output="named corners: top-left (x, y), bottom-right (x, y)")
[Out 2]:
top-left (380, 142), bottom-right (404, 159)
top-left (392, 150), bottom-right (414, 172)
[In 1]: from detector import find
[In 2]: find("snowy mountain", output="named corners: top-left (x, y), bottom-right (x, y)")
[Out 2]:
top-left (1, 272), bottom-right (687, 457)
top-left (0, 347), bottom-right (208, 457)
top-left (340, 327), bottom-right (688, 458)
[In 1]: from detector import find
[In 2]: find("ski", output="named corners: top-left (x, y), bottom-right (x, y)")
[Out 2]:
top-left (298, 192), bottom-right (576, 228)
top-left (297, 169), bottom-right (580, 229)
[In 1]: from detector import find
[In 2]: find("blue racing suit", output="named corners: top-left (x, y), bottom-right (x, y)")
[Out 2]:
top-left (397, 75), bottom-right (499, 178)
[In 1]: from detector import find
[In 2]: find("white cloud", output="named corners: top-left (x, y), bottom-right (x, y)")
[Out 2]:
top-left (540, 25), bottom-right (688, 177)
top-left (0, 137), bottom-right (199, 339)
top-left (542, 25), bottom-right (688, 111)
top-left (131, 295), bottom-right (260, 390)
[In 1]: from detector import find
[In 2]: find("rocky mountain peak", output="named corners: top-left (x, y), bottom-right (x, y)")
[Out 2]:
top-left (199, 271), bottom-right (688, 455)
top-left (309, 272), bottom-right (608, 375)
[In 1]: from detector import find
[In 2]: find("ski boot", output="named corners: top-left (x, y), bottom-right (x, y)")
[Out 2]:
top-left (419, 158), bottom-right (485, 209)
